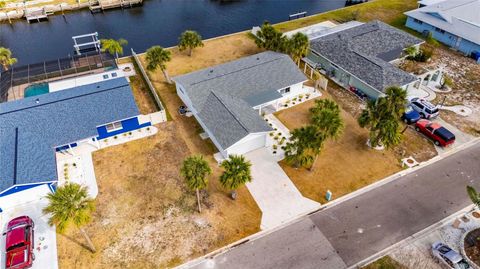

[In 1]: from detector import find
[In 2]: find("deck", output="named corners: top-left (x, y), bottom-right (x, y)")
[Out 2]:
top-left (89, 0), bottom-right (143, 12)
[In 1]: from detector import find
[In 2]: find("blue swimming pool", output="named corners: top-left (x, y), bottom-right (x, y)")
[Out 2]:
top-left (24, 83), bottom-right (49, 97)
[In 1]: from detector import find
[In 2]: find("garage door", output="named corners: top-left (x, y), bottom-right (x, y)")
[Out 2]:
top-left (226, 133), bottom-right (266, 156)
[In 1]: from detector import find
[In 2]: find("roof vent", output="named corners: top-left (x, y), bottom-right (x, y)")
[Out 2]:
top-left (35, 98), bottom-right (40, 104)
top-left (96, 85), bottom-right (100, 89)
top-left (209, 70), bottom-right (214, 73)
top-left (256, 57), bottom-right (260, 60)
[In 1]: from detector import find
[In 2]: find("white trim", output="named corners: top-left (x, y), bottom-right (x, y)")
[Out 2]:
top-left (0, 180), bottom-right (56, 196)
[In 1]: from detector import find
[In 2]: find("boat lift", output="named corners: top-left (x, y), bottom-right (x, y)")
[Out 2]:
top-left (72, 32), bottom-right (101, 55)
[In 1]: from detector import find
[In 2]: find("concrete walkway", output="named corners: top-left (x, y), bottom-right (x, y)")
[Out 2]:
top-left (244, 148), bottom-right (320, 230)
top-left (182, 140), bottom-right (480, 269)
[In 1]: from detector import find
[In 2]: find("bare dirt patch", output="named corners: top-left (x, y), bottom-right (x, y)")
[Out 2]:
top-left (275, 87), bottom-right (436, 203)
top-left (57, 33), bottom-right (263, 269)
top-left (57, 121), bottom-right (261, 269)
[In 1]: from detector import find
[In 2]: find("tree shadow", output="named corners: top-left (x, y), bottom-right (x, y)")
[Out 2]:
top-left (58, 233), bottom-right (92, 252)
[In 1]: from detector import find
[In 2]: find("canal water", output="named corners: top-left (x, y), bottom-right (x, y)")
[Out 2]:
top-left (0, 0), bottom-right (347, 65)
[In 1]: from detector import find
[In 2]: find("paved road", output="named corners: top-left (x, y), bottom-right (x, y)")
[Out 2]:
top-left (184, 142), bottom-right (480, 269)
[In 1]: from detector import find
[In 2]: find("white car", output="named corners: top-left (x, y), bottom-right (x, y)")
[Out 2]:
top-left (432, 242), bottom-right (470, 269)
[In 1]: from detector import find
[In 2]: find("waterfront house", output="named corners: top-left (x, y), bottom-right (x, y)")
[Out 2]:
top-left (173, 51), bottom-right (308, 158)
top-left (304, 20), bottom-right (424, 100)
top-left (405, 0), bottom-right (480, 62)
top-left (0, 76), bottom-right (151, 200)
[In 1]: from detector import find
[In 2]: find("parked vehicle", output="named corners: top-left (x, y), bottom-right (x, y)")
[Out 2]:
top-left (409, 97), bottom-right (439, 119)
top-left (4, 216), bottom-right (35, 269)
top-left (178, 105), bottom-right (190, 115)
top-left (402, 106), bottom-right (421, 124)
top-left (432, 242), bottom-right (470, 269)
top-left (415, 119), bottom-right (455, 147)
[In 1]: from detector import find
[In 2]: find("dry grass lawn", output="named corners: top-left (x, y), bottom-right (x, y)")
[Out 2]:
top-left (275, 87), bottom-right (437, 203)
top-left (56, 33), bottom-right (263, 269)
top-left (275, 0), bottom-right (417, 32)
top-left (128, 62), bottom-right (159, 114)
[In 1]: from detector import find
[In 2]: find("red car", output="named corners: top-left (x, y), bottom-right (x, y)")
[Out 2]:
top-left (415, 119), bottom-right (456, 147)
top-left (4, 216), bottom-right (35, 269)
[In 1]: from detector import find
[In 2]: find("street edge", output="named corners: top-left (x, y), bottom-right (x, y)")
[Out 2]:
top-left (177, 138), bottom-right (480, 268)
top-left (349, 204), bottom-right (476, 268)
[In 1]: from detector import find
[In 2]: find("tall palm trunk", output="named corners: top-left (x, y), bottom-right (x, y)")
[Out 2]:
top-left (188, 48), bottom-right (192, 57)
top-left (196, 189), bottom-right (202, 213)
top-left (161, 68), bottom-right (172, 84)
top-left (308, 154), bottom-right (319, 172)
top-left (79, 227), bottom-right (96, 253)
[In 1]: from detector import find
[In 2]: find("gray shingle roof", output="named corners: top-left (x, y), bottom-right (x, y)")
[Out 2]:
top-left (310, 20), bottom-right (423, 92)
top-left (173, 51), bottom-right (307, 111)
top-left (405, 0), bottom-right (480, 45)
top-left (199, 91), bottom-right (272, 149)
top-left (173, 51), bottom-right (305, 150)
top-left (0, 77), bottom-right (140, 193)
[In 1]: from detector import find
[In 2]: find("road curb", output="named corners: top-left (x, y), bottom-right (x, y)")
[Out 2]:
top-left (319, 137), bottom-right (480, 211)
top-left (350, 205), bottom-right (476, 268)
top-left (177, 138), bottom-right (480, 269)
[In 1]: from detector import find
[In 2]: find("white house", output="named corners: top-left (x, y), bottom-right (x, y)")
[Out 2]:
top-left (172, 51), bottom-right (308, 158)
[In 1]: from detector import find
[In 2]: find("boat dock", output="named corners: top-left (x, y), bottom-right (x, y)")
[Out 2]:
top-left (25, 8), bottom-right (50, 23)
top-left (89, 0), bottom-right (143, 12)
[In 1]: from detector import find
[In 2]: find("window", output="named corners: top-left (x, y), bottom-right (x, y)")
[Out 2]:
top-left (105, 121), bottom-right (122, 132)
top-left (279, 87), bottom-right (291, 94)
top-left (434, 27), bottom-right (445, 34)
top-left (103, 74), bottom-right (109, 79)
top-left (111, 72), bottom-right (118, 78)
top-left (413, 101), bottom-right (424, 109)
top-left (413, 18), bottom-right (423, 25)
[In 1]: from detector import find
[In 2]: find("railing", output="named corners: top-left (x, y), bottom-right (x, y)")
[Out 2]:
top-left (131, 48), bottom-right (166, 112)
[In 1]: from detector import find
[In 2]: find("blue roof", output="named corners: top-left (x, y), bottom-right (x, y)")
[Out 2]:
top-left (0, 77), bottom-right (140, 193)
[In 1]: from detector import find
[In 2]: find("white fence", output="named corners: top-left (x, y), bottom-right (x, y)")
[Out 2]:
top-left (132, 49), bottom-right (167, 123)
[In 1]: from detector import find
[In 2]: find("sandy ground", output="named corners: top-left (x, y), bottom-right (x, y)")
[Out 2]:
top-left (56, 121), bottom-right (261, 269)
top-left (399, 45), bottom-right (480, 136)
top-left (275, 87), bottom-right (437, 203)
top-left (56, 33), bottom-right (264, 268)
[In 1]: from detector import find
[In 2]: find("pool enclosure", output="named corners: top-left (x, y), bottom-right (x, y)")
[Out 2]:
top-left (0, 52), bottom-right (116, 103)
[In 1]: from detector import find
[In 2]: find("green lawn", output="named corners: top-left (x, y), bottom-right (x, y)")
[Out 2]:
top-left (275, 0), bottom-right (418, 32)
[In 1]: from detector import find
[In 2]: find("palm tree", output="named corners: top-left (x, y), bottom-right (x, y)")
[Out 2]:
top-left (43, 183), bottom-right (96, 252)
top-left (0, 47), bottom-right (17, 71)
top-left (220, 155), bottom-right (252, 200)
top-left (180, 155), bottom-right (211, 213)
top-left (358, 87), bottom-right (407, 149)
top-left (285, 125), bottom-right (325, 170)
top-left (287, 32), bottom-right (309, 64)
top-left (100, 38), bottom-right (128, 61)
top-left (178, 30), bottom-right (204, 57)
top-left (310, 99), bottom-right (344, 140)
top-left (467, 186), bottom-right (480, 209)
top-left (253, 21), bottom-right (287, 53)
top-left (384, 86), bottom-right (407, 118)
top-left (358, 98), bottom-right (401, 149)
top-left (145, 45), bottom-right (172, 84)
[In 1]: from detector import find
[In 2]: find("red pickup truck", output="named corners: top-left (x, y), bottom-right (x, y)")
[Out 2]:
top-left (5, 216), bottom-right (35, 269)
top-left (415, 119), bottom-right (455, 147)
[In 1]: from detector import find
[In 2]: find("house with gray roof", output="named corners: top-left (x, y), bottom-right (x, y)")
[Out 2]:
top-left (173, 51), bottom-right (308, 158)
top-left (305, 20), bottom-right (423, 100)
top-left (0, 76), bottom-right (152, 198)
top-left (405, 0), bottom-right (480, 62)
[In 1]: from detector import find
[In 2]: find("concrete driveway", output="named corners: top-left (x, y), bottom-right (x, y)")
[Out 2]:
top-left (432, 117), bottom-right (474, 155)
top-left (0, 185), bottom-right (58, 269)
top-left (244, 148), bottom-right (320, 230)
